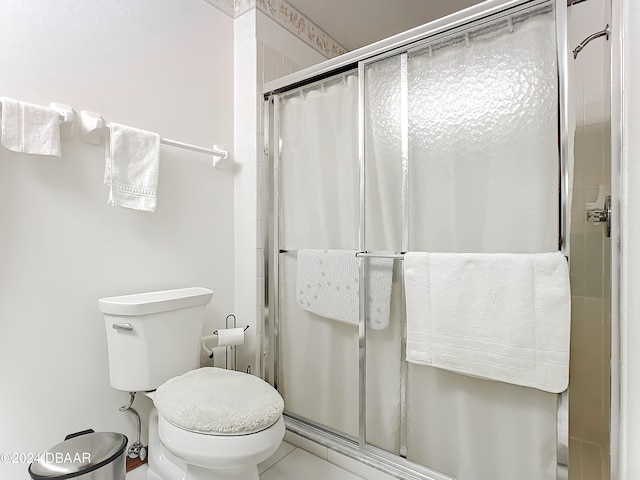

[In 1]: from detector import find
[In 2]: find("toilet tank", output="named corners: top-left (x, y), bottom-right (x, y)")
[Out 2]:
top-left (99, 287), bottom-right (213, 392)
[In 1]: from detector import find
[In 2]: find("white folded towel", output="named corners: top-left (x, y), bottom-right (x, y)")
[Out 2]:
top-left (404, 251), bottom-right (570, 393)
top-left (0, 97), bottom-right (61, 156)
top-left (296, 249), bottom-right (393, 329)
top-left (104, 122), bottom-right (161, 212)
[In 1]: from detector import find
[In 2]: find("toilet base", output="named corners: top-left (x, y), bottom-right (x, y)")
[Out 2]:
top-left (146, 468), bottom-right (163, 480)
top-left (148, 460), bottom-right (260, 480)
top-left (147, 409), bottom-right (188, 480)
top-left (187, 464), bottom-right (259, 480)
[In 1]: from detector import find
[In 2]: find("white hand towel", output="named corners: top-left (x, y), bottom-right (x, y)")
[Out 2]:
top-left (104, 122), bottom-right (161, 212)
top-left (0, 97), bottom-right (61, 156)
top-left (404, 251), bottom-right (570, 393)
top-left (296, 249), bottom-right (393, 329)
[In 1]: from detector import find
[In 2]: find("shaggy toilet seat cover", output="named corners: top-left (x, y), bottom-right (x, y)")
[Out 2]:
top-left (154, 367), bottom-right (284, 435)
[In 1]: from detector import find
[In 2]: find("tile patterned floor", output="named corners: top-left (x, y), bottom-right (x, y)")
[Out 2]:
top-left (124, 440), bottom-right (592, 480)
top-left (125, 441), bottom-right (369, 480)
top-left (260, 444), bottom-right (363, 480)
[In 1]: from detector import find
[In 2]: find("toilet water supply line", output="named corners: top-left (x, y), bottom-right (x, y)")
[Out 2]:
top-left (119, 392), bottom-right (147, 461)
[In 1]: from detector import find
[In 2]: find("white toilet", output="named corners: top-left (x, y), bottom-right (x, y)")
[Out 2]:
top-left (99, 287), bottom-right (285, 480)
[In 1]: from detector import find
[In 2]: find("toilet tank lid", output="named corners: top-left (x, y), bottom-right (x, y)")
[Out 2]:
top-left (98, 287), bottom-right (213, 316)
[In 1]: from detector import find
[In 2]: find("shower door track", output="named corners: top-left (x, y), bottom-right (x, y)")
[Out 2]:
top-left (285, 414), bottom-right (455, 480)
top-left (264, 0), bottom-right (570, 478)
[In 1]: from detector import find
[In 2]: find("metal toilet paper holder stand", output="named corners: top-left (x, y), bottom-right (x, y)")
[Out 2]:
top-left (202, 314), bottom-right (249, 370)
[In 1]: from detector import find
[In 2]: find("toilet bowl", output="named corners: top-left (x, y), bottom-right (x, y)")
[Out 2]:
top-left (156, 411), bottom-right (284, 480)
top-left (98, 287), bottom-right (285, 480)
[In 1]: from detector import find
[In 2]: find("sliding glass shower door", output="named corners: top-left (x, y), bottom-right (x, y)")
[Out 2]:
top-left (269, 1), bottom-right (567, 479)
top-left (360, 6), bottom-right (562, 476)
top-left (275, 74), bottom-right (361, 440)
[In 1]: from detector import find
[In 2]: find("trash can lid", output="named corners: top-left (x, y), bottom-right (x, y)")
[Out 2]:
top-left (28, 430), bottom-right (127, 480)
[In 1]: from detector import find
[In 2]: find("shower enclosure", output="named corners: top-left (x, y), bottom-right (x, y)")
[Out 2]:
top-left (262, 0), bottom-right (603, 479)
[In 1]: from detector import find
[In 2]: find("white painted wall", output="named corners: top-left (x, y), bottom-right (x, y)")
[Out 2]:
top-left (233, 10), bottom-right (260, 374)
top-left (0, 0), bottom-right (234, 477)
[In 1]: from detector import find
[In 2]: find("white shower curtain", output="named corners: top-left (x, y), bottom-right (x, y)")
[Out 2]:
top-left (278, 75), bottom-right (361, 438)
top-left (280, 75), bottom-right (359, 250)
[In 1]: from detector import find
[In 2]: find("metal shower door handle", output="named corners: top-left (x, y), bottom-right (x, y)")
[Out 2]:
top-left (586, 195), bottom-right (611, 238)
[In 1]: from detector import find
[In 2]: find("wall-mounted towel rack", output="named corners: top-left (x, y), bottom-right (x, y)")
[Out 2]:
top-left (160, 138), bottom-right (227, 160)
top-left (79, 110), bottom-right (228, 168)
top-left (0, 100), bottom-right (75, 140)
top-left (50, 103), bottom-right (75, 137)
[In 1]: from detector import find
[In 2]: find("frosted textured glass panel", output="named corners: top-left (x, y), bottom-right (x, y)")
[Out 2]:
top-left (407, 13), bottom-right (559, 253)
top-left (364, 55), bottom-right (402, 252)
top-left (279, 74), bottom-right (359, 250)
top-left (279, 255), bottom-right (359, 438)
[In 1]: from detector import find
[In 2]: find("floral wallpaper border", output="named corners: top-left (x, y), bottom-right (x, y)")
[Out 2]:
top-left (203, 0), bottom-right (347, 58)
top-left (205, 0), bottom-right (235, 17)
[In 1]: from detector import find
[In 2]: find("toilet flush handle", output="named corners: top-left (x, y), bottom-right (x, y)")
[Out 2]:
top-left (112, 323), bottom-right (134, 331)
